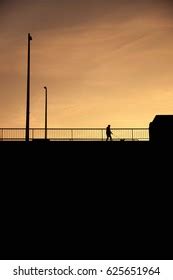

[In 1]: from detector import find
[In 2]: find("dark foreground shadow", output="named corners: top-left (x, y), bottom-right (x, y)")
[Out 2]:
top-left (0, 141), bottom-right (172, 260)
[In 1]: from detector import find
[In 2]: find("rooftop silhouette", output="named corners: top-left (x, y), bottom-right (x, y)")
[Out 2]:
top-left (149, 115), bottom-right (173, 142)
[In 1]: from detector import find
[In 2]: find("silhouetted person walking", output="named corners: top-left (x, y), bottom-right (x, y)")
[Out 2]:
top-left (106, 125), bottom-right (113, 141)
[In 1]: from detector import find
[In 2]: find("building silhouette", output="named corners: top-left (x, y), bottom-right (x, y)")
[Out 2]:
top-left (149, 115), bottom-right (173, 142)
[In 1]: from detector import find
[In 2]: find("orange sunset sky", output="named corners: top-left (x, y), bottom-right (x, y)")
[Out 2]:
top-left (1, 0), bottom-right (173, 128)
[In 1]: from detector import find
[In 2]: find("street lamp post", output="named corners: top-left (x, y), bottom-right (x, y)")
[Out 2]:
top-left (25, 33), bottom-right (32, 142)
top-left (44, 86), bottom-right (48, 140)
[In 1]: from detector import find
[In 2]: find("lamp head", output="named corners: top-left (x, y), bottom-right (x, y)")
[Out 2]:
top-left (28, 33), bottom-right (32, 40)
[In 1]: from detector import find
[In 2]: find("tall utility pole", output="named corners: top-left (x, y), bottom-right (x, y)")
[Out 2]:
top-left (44, 86), bottom-right (48, 140)
top-left (25, 33), bottom-right (32, 142)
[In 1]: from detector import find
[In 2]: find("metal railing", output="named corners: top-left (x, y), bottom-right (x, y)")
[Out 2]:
top-left (0, 128), bottom-right (149, 141)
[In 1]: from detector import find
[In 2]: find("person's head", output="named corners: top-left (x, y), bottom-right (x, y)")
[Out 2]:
top-left (108, 125), bottom-right (110, 127)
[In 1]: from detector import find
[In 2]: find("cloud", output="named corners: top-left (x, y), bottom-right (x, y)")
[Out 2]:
top-left (1, 0), bottom-right (173, 127)
top-left (1, 0), bottom-right (173, 32)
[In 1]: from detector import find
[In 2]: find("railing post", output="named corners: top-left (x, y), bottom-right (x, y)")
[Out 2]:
top-left (0, 129), bottom-right (3, 141)
top-left (32, 129), bottom-right (34, 140)
top-left (132, 129), bottom-right (134, 141)
top-left (101, 129), bottom-right (103, 141)
top-left (71, 129), bottom-right (73, 141)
